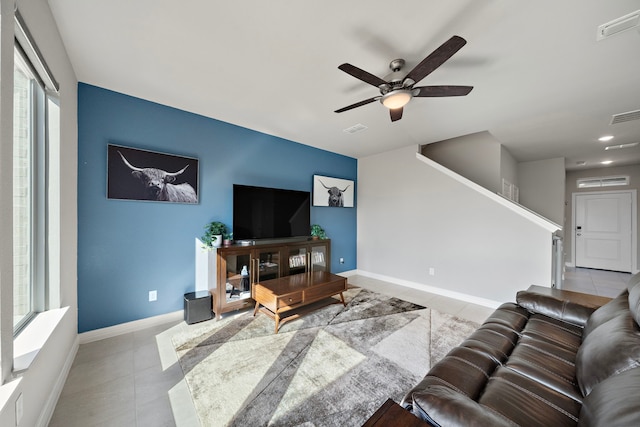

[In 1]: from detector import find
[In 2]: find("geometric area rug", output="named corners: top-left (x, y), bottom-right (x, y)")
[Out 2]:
top-left (172, 288), bottom-right (480, 426)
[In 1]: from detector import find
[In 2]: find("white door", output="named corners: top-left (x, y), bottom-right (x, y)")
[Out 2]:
top-left (575, 192), bottom-right (632, 272)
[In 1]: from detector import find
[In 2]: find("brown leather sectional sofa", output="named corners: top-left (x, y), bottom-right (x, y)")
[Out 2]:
top-left (401, 273), bottom-right (640, 426)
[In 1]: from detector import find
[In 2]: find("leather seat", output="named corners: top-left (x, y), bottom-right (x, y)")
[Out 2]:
top-left (401, 272), bottom-right (640, 426)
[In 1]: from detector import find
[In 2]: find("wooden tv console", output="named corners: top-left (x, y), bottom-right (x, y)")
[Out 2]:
top-left (253, 271), bottom-right (347, 333)
top-left (195, 238), bottom-right (331, 319)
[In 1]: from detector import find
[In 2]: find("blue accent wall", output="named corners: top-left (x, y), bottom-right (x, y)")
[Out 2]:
top-left (77, 83), bottom-right (357, 333)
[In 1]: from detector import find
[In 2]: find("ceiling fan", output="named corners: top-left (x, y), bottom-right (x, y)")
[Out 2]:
top-left (334, 35), bottom-right (473, 122)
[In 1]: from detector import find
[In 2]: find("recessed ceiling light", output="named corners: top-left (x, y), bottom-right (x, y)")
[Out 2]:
top-left (601, 160), bottom-right (613, 165)
top-left (598, 135), bottom-right (614, 142)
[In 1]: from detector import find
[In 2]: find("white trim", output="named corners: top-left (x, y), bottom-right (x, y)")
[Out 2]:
top-left (79, 311), bottom-right (183, 344)
top-left (416, 152), bottom-right (561, 233)
top-left (0, 378), bottom-right (22, 425)
top-left (14, 9), bottom-right (59, 92)
top-left (37, 336), bottom-right (79, 427)
top-left (350, 269), bottom-right (502, 309)
top-left (571, 189), bottom-right (637, 273)
top-left (337, 269), bottom-right (358, 277)
top-left (14, 307), bottom-right (69, 373)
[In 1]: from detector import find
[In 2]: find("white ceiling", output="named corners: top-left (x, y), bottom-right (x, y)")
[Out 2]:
top-left (48, 0), bottom-right (640, 169)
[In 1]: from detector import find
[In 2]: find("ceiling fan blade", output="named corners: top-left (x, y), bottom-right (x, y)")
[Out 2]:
top-left (413, 85), bottom-right (473, 97)
top-left (334, 96), bottom-right (380, 113)
top-left (390, 108), bottom-right (403, 122)
top-left (338, 63), bottom-right (388, 88)
top-left (404, 35), bottom-right (467, 85)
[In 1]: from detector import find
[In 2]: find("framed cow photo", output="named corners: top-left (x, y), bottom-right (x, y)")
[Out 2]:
top-left (313, 175), bottom-right (354, 208)
top-left (107, 144), bottom-right (199, 204)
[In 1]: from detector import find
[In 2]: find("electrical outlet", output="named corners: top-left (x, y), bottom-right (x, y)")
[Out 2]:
top-left (149, 290), bottom-right (157, 302)
top-left (339, 258), bottom-right (344, 264)
top-left (16, 393), bottom-right (23, 426)
top-left (429, 267), bottom-right (435, 276)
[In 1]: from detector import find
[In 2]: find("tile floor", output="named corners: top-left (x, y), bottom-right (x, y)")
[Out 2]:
top-left (48, 270), bottom-right (631, 426)
top-left (562, 267), bottom-right (631, 298)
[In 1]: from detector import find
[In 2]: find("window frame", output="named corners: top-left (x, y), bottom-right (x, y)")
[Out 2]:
top-left (12, 43), bottom-right (51, 336)
top-left (577, 175), bottom-right (630, 189)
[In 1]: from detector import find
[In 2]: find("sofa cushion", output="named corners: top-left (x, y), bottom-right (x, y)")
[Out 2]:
top-left (520, 314), bottom-right (583, 353)
top-left (583, 291), bottom-right (629, 339)
top-left (576, 312), bottom-right (640, 396)
top-left (401, 346), bottom-right (500, 407)
top-left (457, 323), bottom-right (520, 364)
top-left (482, 302), bottom-right (530, 330)
top-left (505, 341), bottom-right (582, 402)
top-left (517, 290), bottom-right (595, 327)
top-left (478, 366), bottom-right (581, 427)
top-left (517, 334), bottom-right (578, 366)
top-left (578, 367), bottom-right (640, 427)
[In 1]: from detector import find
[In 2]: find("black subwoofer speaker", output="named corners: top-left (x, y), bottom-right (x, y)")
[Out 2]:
top-left (183, 291), bottom-right (213, 324)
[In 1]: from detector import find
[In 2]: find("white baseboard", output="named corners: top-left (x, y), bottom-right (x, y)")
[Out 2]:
top-left (351, 269), bottom-right (502, 309)
top-left (337, 269), bottom-right (358, 277)
top-left (37, 336), bottom-right (79, 427)
top-left (79, 310), bottom-right (184, 344)
top-left (79, 268), bottom-right (504, 345)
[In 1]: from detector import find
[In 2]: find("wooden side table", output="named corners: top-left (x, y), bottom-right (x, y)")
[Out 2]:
top-left (362, 399), bottom-right (429, 427)
top-left (526, 285), bottom-right (612, 308)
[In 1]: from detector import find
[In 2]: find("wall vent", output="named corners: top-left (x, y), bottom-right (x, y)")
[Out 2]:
top-left (597, 10), bottom-right (640, 41)
top-left (611, 109), bottom-right (640, 125)
top-left (577, 175), bottom-right (629, 188)
top-left (343, 123), bottom-right (368, 134)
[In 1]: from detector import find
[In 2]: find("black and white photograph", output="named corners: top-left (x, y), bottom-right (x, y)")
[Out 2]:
top-left (313, 175), bottom-right (354, 207)
top-left (107, 144), bottom-right (199, 204)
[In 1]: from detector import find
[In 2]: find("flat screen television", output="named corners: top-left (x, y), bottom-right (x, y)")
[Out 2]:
top-left (233, 184), bottom-right (311, 241)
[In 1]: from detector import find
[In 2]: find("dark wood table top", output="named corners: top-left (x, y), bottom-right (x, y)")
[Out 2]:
top-left (527, 285), bottom-right (612, 308)
top-left (257, 271), bottom-right (345, 294)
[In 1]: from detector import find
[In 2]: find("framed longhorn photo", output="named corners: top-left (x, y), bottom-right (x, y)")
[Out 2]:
top-left (313, 175), bottom-right (355, 208)
top-left (107, 144), bottom-right (199, 204)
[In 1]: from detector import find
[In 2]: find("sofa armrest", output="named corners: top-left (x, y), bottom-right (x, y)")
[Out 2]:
top-left (516, 290), bottom-right (595, 327)
top-left (411, 386), bottom-right (514, 427)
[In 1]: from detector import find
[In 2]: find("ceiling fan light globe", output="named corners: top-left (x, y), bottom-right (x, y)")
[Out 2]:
top-left (381, 90), bottom-right (412, 109)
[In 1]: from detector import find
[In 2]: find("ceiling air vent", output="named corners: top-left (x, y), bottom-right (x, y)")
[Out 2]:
top-left (611, 109), bottom-right (640, 125)
top-left (343, 123), bottom-right (368, 134)
top-left (597, 10), bottom-right (640, 41)
top-left (605, 142), bottom-right (639, 150)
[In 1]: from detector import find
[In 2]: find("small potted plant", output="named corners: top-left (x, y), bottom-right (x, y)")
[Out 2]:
top-left (202, 221), bottom-right (228, 249)
top-left (310, 224), bottom-right (327, 240)
top-left (223, 232), bottom-right (233, 246)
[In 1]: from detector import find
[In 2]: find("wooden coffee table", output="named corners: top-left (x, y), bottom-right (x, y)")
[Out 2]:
top-left (253, 271), bottom-right (347, 333)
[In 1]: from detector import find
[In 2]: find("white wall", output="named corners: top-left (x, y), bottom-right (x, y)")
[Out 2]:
top-left (518, 157), bottom-right (566, 227)
top-left (358, 145), bottom-right (555, 304)
top-left (421, 131), bottom-right (503, 194)
top-left (0, 0), bottom-right (78, 425)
